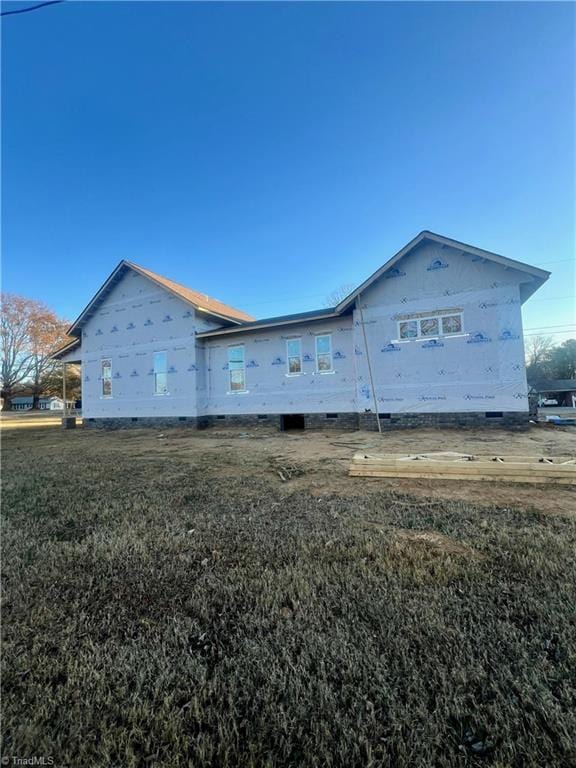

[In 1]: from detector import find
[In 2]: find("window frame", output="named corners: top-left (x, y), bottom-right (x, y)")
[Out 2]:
top-left (397, 312), bottom-right (464, 341)
top-left (315, 333), bottom-right (333, 373)
top-left (286, 337), bottom-right (303, 376)
top-left (153, 350), bottom-right (169, 396)
top-left (101, 358), bottom-right (113, 398)
top-left (228, 343), bottom-right (246, 393)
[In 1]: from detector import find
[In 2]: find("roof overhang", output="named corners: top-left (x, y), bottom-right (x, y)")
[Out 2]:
top-left (66, 260), bottom-right (252, 338)
top-left (52, 337), bottom-right (82, 363)
top-left (197, 310), bottom-right (341, 339)
top-left (335, 230), bottom-right (551, 311)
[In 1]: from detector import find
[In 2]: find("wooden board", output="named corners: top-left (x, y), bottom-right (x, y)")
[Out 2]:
top-left (349, 451), bottom-right (576, 484)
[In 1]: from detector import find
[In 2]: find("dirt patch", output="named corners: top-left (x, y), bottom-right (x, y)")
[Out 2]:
top-left (392, 529), bottom-right (486, 559)
top-left (2, 421), bottom-right (575, 515)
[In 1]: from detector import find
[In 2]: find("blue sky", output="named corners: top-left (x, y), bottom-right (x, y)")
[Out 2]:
top-left (2, 1), bottom-right (574, 341)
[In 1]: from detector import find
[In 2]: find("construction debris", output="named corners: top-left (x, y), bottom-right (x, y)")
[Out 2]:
top-left (349, 451), bottom-right (576, 484)
top-left (270, 457), bottom-right (305, 482)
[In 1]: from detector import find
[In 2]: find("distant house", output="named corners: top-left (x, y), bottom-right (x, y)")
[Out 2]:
top-left (53, 230), bottom-right (550, 430)
top-left (10, 396), bottom-right (70, 411)
top-left (530, 380), bottom-right (576, 408)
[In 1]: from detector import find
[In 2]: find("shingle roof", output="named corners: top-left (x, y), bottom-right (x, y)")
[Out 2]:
top-left (126, 262), bottom-right (254, 323)
top-left (66, 260), bottom-right (255, 337)
top-left (196, 307), bottom-right (340, 338)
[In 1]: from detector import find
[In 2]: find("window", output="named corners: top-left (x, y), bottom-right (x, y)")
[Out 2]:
top-left (153, 351), bottom-right (168, 395)
top-left (286, 338), bottom-right (302, 374)
top-left (441, 314), bottom-right (462, 334)
top-left (398, 320), bottom-right (418, 339)
top-left (315, 334), bottom-right (333, 372)
top-left (398, 312), bottom-right (463, 340)
top-left (101, 359), bottom-right (112, 397)
top-left (228, 345), bottom-right (245, 391)
top-left (420, 318), bottom-right (439, 337)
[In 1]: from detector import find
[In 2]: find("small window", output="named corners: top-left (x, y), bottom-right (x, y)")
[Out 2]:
top-left (286, 338), bottom-right (302, 374)
top-left (315, 334), bottom-right (333, 372)
top-left (153, 351), bottom-right (168, 395)
top-left (441, 314), bottom-right (462, 334)
top-left (101, 359), bottom-right (112, 397)
top-left (420, 318), bottom-right (439, 337)
top-left (399, 321), bottom-right (418, 340)
top-left (228, 345), bottom-right (245, 391)
top-left (398, 312), bottom-right (463, 340)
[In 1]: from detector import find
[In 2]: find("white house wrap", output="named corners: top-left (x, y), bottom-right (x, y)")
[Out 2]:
top-left (53, 231), bottom-right (550, 430)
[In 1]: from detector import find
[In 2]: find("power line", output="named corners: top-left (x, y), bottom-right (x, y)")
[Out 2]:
top-left (524, 324), bottom-right (576, 331)
top-left (524, 329), bottom-right (575, 337)
top-left (1, 1), bottom-right (64, 17)
top-left (235, 293), bottom-right (576, 308)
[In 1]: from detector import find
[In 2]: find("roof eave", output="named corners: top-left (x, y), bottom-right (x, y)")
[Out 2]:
top-left (51, 337), bottom-right (82, 361)
top-left (67, 260), bottom-right (252, 336)
top-left (335, 230), bottom-right (551, 312)
top-left (124, 261), bottom-right (252, 325)
top-left (197, 311), bottom-right (341, 339)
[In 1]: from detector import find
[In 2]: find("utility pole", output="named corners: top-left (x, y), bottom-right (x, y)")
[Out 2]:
top-left (357, 292), bottom-right (382, 434)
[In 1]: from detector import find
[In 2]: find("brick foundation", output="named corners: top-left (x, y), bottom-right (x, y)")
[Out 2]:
top-left (83, 416), bottom-right (206, 430)
top-left (82, 410), bottom-right (530, 431)
top-left (203, 412), bottom-right (358, 430)
top-left (358, 411), bottom-right (530, 431)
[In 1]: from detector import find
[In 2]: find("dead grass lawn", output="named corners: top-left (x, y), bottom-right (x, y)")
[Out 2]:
top-left (2, 423), bottom-right (575, 767)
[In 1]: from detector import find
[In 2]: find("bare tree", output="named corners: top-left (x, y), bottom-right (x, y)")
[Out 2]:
top-left (1, 294), bottom-right (36, 410)
top-left (28, 310), bottom-right (69, 408)
top-left (323, 284), bottom-right (355, 308)
top-left (524, 334), bottom-right (554, 382)
top-left (1, 294), bottom-right (68, 410)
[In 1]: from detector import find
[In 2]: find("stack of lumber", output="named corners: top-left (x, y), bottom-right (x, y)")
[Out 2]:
top-left (349, 451), bottom-right (576, 484)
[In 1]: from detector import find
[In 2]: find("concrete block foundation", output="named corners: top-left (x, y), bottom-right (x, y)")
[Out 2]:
top-left (82, 410), bottom-right (530, 431)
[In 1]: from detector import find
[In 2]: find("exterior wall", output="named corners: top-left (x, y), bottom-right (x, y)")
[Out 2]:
top-left (76, 243), bottom-right (534, 426)
top-left (80, 270), bottom-right (221, 419)
top-left (353, 240), bottom-right (530, 414)
top-left (198, 316), bottom-right (357, 416)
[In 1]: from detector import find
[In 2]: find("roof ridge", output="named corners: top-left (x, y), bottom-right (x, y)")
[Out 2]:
top-left (124, 261), bottom-right (255, 323)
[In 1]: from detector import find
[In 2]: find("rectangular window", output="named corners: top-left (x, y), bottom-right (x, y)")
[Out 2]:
top-left (101, 359), bottom-right (112, 397)
top-left (228, 344), bottom-right (245, 391)
top-left (399, 320), bottom-right (418, 339)
top-left (420, 318), bottom-right (439, 337)
top-left (315, 334), bottom-right (333, 372)
top-left (441, 314), bottom-right (463, 335)
top-left (153, 351), bottom-right (168, 395)
top-left (398, 312), bottom-right (463, 340)
top-left (286, 338), bottom-right (302, 374)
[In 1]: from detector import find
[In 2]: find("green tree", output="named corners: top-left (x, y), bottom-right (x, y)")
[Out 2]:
top-left (549, 338), bottom-right (576, 379)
